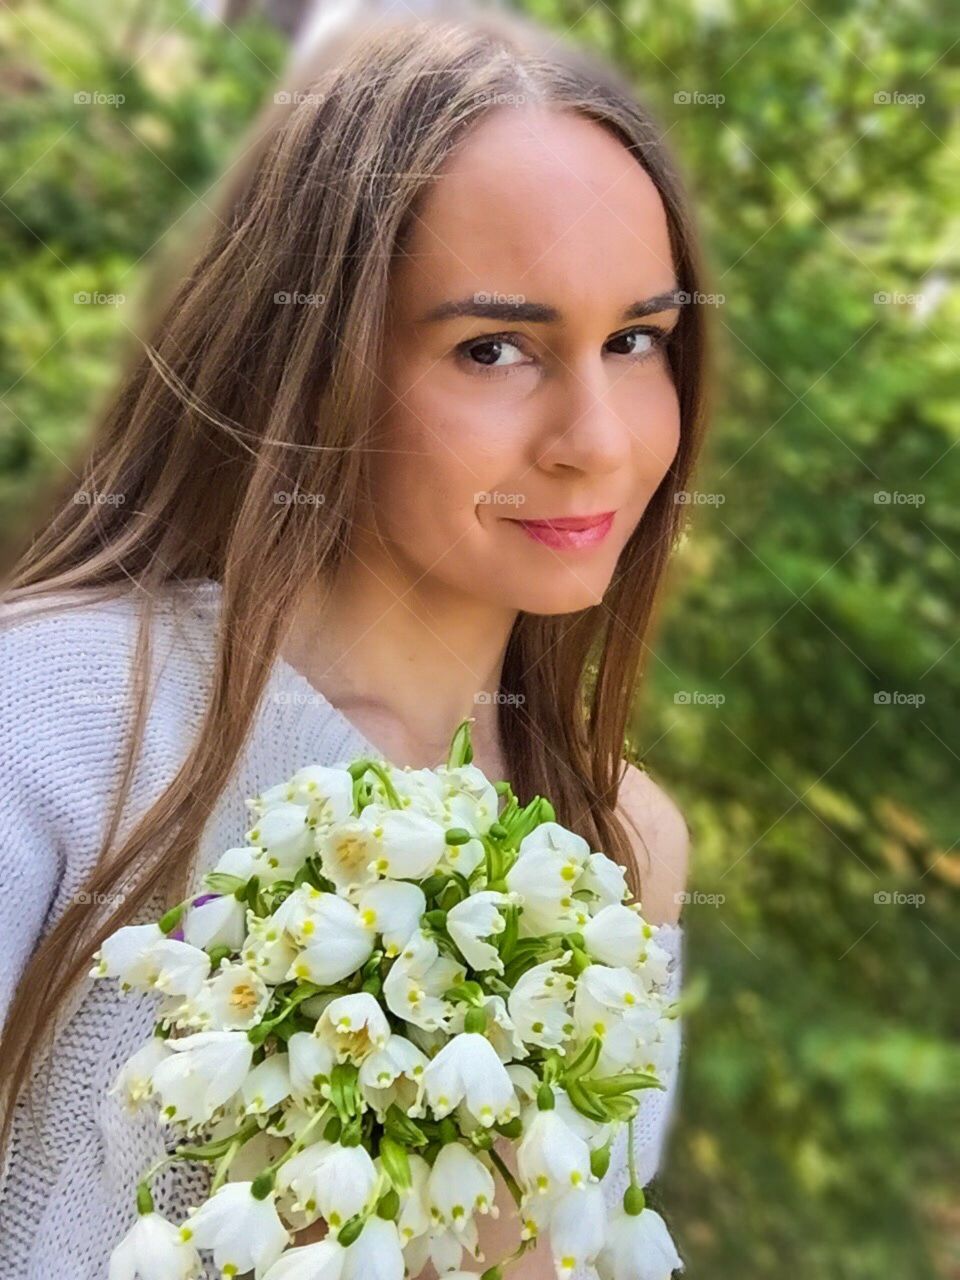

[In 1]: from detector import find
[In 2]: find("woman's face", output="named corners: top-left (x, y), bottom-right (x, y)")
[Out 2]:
top-left (363, 105), bottom-right (682, 616)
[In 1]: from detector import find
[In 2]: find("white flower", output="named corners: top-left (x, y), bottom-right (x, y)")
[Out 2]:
top-left (279, 1142), bottom-right (379, 1231)
top-left (151, 1031), bottom-right (254, 1130)
top-left (505, 822), bottom-right (592, 936)
top-left (354, 880), bottom-right (426, 956)
top-left (426, 1141), bottom-right (497, 1232)
top-left (108, 1037), bottom-right (172, 1112)
top-left (274, 1139), bottom-right (333, 1222)
top-left (193, 960), bottom-right (271, 1031)
top-left (595, 1206), bottom-right (684, 1280)
top-left (516, 1106), bottom-right (594, 1198)
top-left (93, 925), bottom-right (210, 998)
top-left (545, 1182), bottom-right (607, 1277)
top-left (341, 1215), bottom-right (405, 1280)
top-left (278, 889), bottom-right (375, 985)
top-left (394, 1152), bottom-right (431, 1244)
top-left (211, 845), bottom-right (263, 880)
top-left (358, 1034), bottom-right (428, 1118)
top-left (317, 993), bottom-right (391, 1064)
top-left (582, 904), bottom-right (671, 983)
top-left (316, 818), bottom-right (381, 895)
top-left (108, 1210), bottom-right (201, 1280)
top-left (182, 893), bottom-right (247, 951)
top-left (285, 765), bottom-right (356, 826)
top-left (242, 907), bottom-right (300, 983)
top-left (246, 801), bottom-right (313, 868)
top-left (577, 851), bottom-right (629, 910)
top-left (241, 1054), bottom-right (293, 1116)
top-left (449, 994), bottom-right (527, 1064)
top-left (446, 891), bottom-right (511, 973)
top-left (356, 804), bottom-right (449, 880)
top-left (261, 1238), bottom-right (346, 1280)
top-left (507, 958), bottom-right (575, 1051)
top-left (287, 1030), bottom-right (336, 1106)
top-left (573, 965), bottom-right (661, 1074)
top-left (180, 1181), bottom-right (289, 1277)
top-left (420, 1032), bottom-right (518, 1126)
top-left (382, 928), bottom-right (463, 1032)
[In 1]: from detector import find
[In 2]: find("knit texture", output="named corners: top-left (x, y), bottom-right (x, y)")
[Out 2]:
top-left (0, 579), bottom-right (684, 1279)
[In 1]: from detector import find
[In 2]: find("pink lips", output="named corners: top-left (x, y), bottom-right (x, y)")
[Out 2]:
top-left (510, 511), bottom-right (616, 550)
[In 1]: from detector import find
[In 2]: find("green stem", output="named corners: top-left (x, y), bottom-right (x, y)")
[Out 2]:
top-left (627, 1115), bottom-right (638, 1189)
top-left (487, 1146), bottom-right (523, 1209)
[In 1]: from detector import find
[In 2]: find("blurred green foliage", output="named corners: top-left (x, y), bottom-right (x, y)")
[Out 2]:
top-left (1, 0), bottom-right (957, 1277)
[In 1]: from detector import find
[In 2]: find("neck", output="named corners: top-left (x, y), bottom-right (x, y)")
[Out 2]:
top-left (280, 555), bottom-right (517, 773)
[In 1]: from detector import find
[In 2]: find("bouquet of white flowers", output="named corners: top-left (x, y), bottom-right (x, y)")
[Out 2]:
top-left (94, 719), bottom-right (683, 1280)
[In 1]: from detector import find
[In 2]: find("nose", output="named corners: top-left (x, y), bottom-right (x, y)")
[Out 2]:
top-left (533, 359), bottom-right (635, 478)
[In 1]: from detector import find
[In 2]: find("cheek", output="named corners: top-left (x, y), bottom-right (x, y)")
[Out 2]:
top-left (620, 372), bottom-right (682, 483)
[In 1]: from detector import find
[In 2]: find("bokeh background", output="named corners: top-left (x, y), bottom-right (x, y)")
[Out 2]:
top-left (1, 0), bottom-right (957, 1276)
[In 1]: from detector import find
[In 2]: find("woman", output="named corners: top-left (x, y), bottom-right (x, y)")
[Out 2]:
top-left (0, 4), bottom-right (707, 1277)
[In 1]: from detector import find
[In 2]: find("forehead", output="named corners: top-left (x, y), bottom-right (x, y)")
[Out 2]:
top-left (396, 106), bottom-right (676, 310)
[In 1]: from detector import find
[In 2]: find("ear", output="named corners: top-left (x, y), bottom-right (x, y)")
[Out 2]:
top-left (615, 762), bottom-right (690, 925)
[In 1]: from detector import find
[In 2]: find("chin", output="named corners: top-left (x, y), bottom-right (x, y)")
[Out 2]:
top-left (510, 577), bottom-right (612, 616)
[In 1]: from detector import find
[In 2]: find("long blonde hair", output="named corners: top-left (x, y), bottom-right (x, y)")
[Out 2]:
top-left (0, 5), bottom-right (709, 1157)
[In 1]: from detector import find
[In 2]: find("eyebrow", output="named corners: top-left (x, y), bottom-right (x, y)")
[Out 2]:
top-left (418, 289), bottom-right (683, 325)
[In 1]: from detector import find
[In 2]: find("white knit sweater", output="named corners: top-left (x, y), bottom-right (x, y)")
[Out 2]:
top-left (0, 579), bottom-right (684, 1280)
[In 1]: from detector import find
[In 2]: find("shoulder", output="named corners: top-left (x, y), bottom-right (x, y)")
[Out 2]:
top-left (614, 761), bottom-right (690, 926)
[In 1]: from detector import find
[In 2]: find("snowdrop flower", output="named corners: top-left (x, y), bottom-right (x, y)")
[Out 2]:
top-left (274, 1138), bottom-right (333, 1220)
top-left (358, 1033), bottom-right (428, 1118)
top-left (151, 1031), bottom-right (254, 1130)
top-left (108, 1210), bottom-right (201, 1280)
top-left (446, 891), bottom-right (511, 973)
top-left (180, 1181), bottom-right (289, 1278)
top-left (261, 1239), bottom-right (346, 1280)
top-left (242, 907), bottom-right (300, 983)
top-left (280, 1142), bottom-right (379, 1231)
top-left (317, 993), bottom-right (391, 1064)
top-left (573, 965), bottom-right (661, 1074)
top-left (192, 960), bottom-right (270, 1031)
top-left (394, 1152), bottom-right (431, 1244)
top-left (427, 1140), bottom-right (497, 1231)
top-left (507, 957), bottom-right (575, 1051)
top-left (420, 1032), bottom-right (519, 1126)
top-left (356, 804), bottom-right (449, 880)
top-left (449, 994), bottom-right (527, 1064)
top-left (284, 764), bottom-right (356, 826)
top-left (241, 1053), bottom-right (293, 1116)
top-left (277, 890), bottom-right (375, 985)
top-left (354, 879), bottom-right (426, 956)
top-left (341, 1215), bottom-right (405, 1280)
top-left (505, 822), bottom-right (592, 936)
top-left (577, 851), bottom-right (629, 910)
top-left (595, 1205), bottom-right (684, 1280)
top-left (583, 904), bottom-right (672, 986)
top-left (506, 1062), bottom-right (541, 1104)
top-left (93, 924), bottom-right (210, 998)
top-left (246, 801), bottom-right (314, 868)
top-left (181, 892), bottom-right (247, 951)
top-left (517, 1106), bottom-right (594, 1197)
top-left (108, 1037), bottom-right (171, 1113)
top-left (316, 817), bottom-right (381, 895)
top-left (546, 1182), bottom-right (608, 1278)
top-left (382, 928), bottom-right (464, 1032)
top-left (287, 1030), bottom-right (336, 1105)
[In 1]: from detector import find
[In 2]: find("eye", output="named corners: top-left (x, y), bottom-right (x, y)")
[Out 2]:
top-left (455, 334), bottom-right (531, 378)
top-left (604, 325), bottom-right (675, 360)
